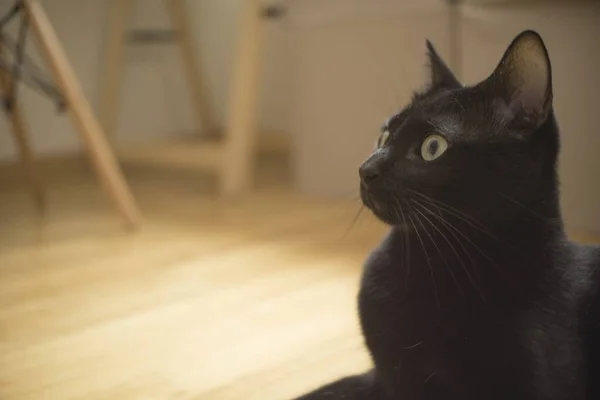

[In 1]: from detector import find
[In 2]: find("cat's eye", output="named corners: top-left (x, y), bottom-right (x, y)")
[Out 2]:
top-left (421, 135), bottom-right (448, 161)
top-left (378, 130), bottom-right (390, 148)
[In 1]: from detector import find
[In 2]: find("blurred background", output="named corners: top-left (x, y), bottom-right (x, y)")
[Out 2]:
top-left (0, 0), bottom-right (598, 399)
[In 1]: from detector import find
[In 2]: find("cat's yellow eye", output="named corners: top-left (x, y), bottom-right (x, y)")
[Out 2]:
top-left (378, 130), bottom-right (390, 148)
top-left (421, 134), bottom-right (448, 161)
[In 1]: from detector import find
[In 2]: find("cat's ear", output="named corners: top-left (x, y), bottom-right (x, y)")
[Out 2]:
top-left (426, 40), bottom-right (461, 90)
top-left (481, 30), bottom-right (553, 130)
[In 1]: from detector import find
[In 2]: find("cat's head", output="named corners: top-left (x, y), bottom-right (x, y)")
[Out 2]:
top-left (359, 30), bottom-right (559, 228)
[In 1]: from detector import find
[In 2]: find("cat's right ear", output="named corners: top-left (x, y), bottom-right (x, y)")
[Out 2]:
top-left (479, 30), bottom-right (553, 131)
top-left (426, 40), bottom-right (461, 90)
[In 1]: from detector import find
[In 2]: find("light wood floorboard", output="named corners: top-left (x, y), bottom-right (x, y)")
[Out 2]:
top-left (0, 159), bottom-right (385, 400)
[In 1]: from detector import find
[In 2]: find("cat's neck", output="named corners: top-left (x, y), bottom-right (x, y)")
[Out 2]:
top-left (501, 176), bottom-right (565, 246)
top-left (385, 187), bottom-right (565, 304)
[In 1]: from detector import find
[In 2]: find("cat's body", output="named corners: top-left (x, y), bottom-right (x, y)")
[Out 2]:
top-left (292, 31), bottom-right (600, 399)
top-left (579, 245), bottom-right (600, 399)
top-left (359, 229), bottom-right (599, 399)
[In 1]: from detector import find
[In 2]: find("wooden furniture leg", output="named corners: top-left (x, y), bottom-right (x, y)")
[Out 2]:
top-left (98, 0), bottom-right (133, 141)
top-left (97, 0), bottom-right (267, 197)
top-left (100, 0), bottom-right (218, 140)
top-left (0, 48), bottom-right (45, 211)
top-left (164, 0), bottom-right (217, 134)
top-left (23, 0), bottom-right (142, 229)
top-left (221, 0), bottom-right (265, 196)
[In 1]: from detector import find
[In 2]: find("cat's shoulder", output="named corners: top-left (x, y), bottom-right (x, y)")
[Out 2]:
top-left (360, 229), bottom-right (406, 286)
top-left (566, 239), bottom-right (600, 274)
top-left (562, 239), bottom-right (600, 300)
top-left (363, 229), bottom-right (402, 267)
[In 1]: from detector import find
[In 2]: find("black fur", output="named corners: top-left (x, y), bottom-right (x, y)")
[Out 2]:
top-left (291, 31), bottom-right (600, 399)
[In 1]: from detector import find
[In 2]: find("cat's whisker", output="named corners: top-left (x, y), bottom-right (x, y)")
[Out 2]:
top-left (424, 199), bottom-right (496, 240)
top-left (392, 198), bottom-right (410, 288)
top-left (407, 189), bottom-right (502, 243)
top-left (399, 200), bottom-right (412, 291)
top-left (423, 372), bottom-right (438, 385)
top-left (407, 204), bottom-right (440, 308)
top-left (415, 201), bottom-right (507, 280)
top-left (425, 119), bottom-right (443, 133)
top-left (407, 188), bottom-right (488, 229)
top-left (495, 191), bottom-right (560, 225)
top-left (344, 205), bottom-right (366, 238)
top-left (391, 198), bottom-right (407, 283)
top-left (411, 201), bottom-right (466, 299)
top-left (406, 189), bottom-right (479, 223)
top-left (391, 197), bottom-right (403, 225)
top-left (415, 200), bottom-right (479, 268)
top-left (413, 200), bottom-right (484, 301)
top-left (403, 340), bottom-right (424, 350)
top-left (451, 94), bottom-right (466, 113)
top-left (443, 221), bottom-right (499, 270)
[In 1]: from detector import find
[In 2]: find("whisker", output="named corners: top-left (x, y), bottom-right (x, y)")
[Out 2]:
top-left (426, 119), bottom-right (442, 133)
top-left (392, 197), bottom-right (403, 224)
top-left (403, 340), bottom-right (424, 350)
top-left (399, 200), bottom-right (411, 291)
top-left (393, 198), bottom-right (411, 290)
top-left (392, 197), bottom-right (408, 284)
top-left (423, 372), bottom-right (437, 385)
top-left (495, 191), bottom-right (559, 224)
top-left (415, 201), bottom-right (506, 279)
top-left (452, 94), bottom-right (466, 112)
top-left (407, 189), bottom-right (485, 228)
top-left (411, 202), bottom-right (465, 299)
top-left (407, 189), bottom-right (481, 224)
top-left (407, 204), bottom-right (440, 308)
top-left (408, 189), bottom-right (481, 225)
top-left (443, 219), bottom-right (499, 268)
top-left (415, 200), bottom-right (479, 268)
top-left (413, 201), bottom-right (484, 300)
top-left (407, 189), bottom-right (502, 242)
top-left (344, 205), bottom-right (365, 238)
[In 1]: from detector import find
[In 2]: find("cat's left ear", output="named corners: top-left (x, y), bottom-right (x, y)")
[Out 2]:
top-left (426, 40), bottom-right (461, 90)
top-left (481, 30), bottom-right (553, 130)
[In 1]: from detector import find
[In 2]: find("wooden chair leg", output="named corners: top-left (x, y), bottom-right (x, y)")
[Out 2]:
top-left (23, 0), bottom-right (142, 229)
top-left (98, 0), bottom-right (134, 142)
top-left (221, 0), bottom-right (265, 196)
top-left (0, 65), bottom-right (45, 211)
top-left (165, 0), bottom-right (218, 135)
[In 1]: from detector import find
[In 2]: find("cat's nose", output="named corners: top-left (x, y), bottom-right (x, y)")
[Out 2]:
top-left (359, 162), bottom-right (381, 185)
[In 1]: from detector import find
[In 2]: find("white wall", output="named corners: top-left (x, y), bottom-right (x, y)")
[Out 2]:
top-left (288, 0), bottom-right (453, 197)
top-left (0, 0), bottom-right (289, 159)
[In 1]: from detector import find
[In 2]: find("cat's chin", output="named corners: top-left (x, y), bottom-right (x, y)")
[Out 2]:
top-left (370, 208), bottom-right (411, 230)
top-left (361, 195), bottom-right (409, 229)
top-left (359, 184), bottom-right (413, 228)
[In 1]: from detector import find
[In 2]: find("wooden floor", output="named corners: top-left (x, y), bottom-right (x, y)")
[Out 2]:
top-left (0, 157), bottom-right (387, 400)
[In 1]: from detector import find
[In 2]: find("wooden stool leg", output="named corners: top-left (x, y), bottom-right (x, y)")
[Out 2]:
top-left (165, 0), bottom-right (217, 134)
top-left (98, 0), bottom-right (134, 141)
top-left (23, 0), bottom-right (142, 229)
top-left (221, 0), bottom-right (265, 196)
top-left (0, 67), bottom-right (45, 211)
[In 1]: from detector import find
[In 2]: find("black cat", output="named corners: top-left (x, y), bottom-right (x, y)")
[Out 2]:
top-left (292, 31), bottom-right (600, 399)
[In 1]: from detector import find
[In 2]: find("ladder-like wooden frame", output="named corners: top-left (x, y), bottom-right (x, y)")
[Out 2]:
top-left (0, 44), bottom-right (45, 212)
top-left (99, 0), bottom-right (268, 196)
top-left (2, 0), bottom-right (143, 229)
